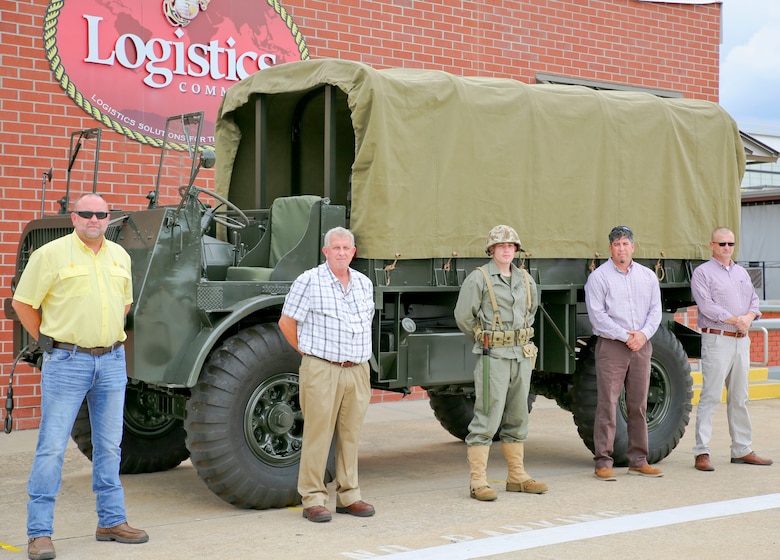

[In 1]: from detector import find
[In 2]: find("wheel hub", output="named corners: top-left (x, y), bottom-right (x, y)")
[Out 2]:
top-left (243, 373), bottom-right (302, 465)
top-left (266, 403), bottom-right (295, 434)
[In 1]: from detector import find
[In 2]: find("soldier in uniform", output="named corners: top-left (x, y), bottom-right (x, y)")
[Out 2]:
top-left (454, 225), bottom-right (548, 501)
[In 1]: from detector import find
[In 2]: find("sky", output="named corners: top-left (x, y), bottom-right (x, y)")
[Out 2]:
top-left (719, 0), bottom-right (780, 135)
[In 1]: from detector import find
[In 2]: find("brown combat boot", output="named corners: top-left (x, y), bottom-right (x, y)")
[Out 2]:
top-left (502, 441), bottom-right (548, 494)
top-left (467, 445), bottom-right (498, 501)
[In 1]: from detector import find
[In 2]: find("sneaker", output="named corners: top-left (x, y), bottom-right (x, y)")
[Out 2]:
top-left (628, 464), bottom-right (664, 477)
top-left (594, 467), bottom-right (617, 481)
top-left (27, 536), bottom-right (55, 560)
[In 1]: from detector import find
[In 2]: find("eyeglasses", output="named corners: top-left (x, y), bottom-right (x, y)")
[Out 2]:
top-left (73, 210), bottom-right (109, 220)
top-left (715, 241), bottom-right (735, 247)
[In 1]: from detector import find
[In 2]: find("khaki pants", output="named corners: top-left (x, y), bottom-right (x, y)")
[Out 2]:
top-left (694, 333), bottom-right (752, 458)
top-left (298, 356), bottom-right (371, 508)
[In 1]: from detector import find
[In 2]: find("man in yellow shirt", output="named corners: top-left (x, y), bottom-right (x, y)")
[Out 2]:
top-left (12, 193), bottom-right (148, 560)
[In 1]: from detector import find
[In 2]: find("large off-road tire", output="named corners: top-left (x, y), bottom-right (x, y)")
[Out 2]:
top-left (185, 324), bottom-right (307, 509)
top-left (71, 389), bottom-right (189, 474)
top-left (571, 328), bottom-right (693, 466)
top-left (428, 390), bottom-right (536, 441)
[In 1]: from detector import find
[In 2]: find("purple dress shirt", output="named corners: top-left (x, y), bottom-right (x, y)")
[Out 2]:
top-left (691, 258), bottom-right (760, 332)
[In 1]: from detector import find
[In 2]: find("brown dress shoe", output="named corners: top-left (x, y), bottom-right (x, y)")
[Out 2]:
top-left (695, 453), bottom-right (715, 471)
top-left (627, 464), bottom-right (664, 477)
top-left (731, 451), bottom-right (773, 466)
top-left (95, 522), bottom-right (149, 543)
top-left (594, 467), bottom-right (617, 481)
top-left (302, 505), bottom-right (332, 522)
top-left (336, 500), bottom-right (376, 517)
top-left (28, 536), bottom-right (56, 560)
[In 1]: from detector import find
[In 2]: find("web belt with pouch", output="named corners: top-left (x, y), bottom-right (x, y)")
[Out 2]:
top-left (475, 267), bottom-right (538, 364)
top-left (483, 327), bottom-right (534, 348)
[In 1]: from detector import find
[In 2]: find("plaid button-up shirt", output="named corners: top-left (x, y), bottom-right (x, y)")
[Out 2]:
top-left (282, 263), bottom-right (374, 363)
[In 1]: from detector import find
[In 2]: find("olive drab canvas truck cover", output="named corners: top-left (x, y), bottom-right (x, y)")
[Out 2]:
top-left (215, 58), bottom-right (744, 260)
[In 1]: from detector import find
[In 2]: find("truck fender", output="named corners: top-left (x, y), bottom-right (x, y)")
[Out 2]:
top-left (179, 294), bottom-right (288, 387)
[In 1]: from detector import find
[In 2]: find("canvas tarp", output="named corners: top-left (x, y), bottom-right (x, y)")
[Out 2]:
top-left (215, 59), bottom-right (744, 260)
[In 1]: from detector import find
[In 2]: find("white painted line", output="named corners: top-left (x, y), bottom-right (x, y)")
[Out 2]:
top-left (380, 493), bottom-right (780, 559)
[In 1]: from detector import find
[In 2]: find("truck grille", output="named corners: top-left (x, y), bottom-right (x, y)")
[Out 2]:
top-left (18, 227), bottom-right (72, 272)
top-left (16, 223), bottom-right (123, 274)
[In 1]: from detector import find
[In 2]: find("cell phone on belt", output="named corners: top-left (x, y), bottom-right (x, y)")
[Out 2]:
top-left (37, 333), bottom-right (54, 353)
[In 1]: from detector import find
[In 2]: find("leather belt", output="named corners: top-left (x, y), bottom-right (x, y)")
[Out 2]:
top-left (701, 328), bottom-right (746, 339)
top-left (53, 341), bottom-right (123, 356)
top-left (306, 354), bottom-right (357, 368)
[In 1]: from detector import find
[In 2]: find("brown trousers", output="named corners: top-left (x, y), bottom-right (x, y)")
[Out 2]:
top-left (593, 337), bottom-right (653, 469)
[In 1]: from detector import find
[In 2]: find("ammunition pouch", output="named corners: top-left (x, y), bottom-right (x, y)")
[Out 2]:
top-left (522, 342), bottom-right (538, 369)
top-left (476, 327), bottom-right (534, 348)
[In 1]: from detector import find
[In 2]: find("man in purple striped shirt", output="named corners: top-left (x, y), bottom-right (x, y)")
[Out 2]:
top-left (690, 226), bottom-right (772, 471)
top-left (585, 226), bottom-right (663, 481)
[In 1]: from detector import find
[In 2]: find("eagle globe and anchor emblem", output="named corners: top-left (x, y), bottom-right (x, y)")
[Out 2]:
top-left (164, 0), bottom-right (211, 27)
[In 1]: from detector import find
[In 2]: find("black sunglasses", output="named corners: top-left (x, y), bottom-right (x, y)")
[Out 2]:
top-left (715, 242), bottom-right (735, 247)
top-left (73, 210), bottom-right (109, 220)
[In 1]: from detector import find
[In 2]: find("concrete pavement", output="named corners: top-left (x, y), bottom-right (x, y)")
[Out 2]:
top-left (1, 397), bottom-right (779, 559)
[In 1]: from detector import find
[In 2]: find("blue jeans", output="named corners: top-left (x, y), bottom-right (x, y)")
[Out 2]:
top-left (27, 346), bottom-right (128, 538)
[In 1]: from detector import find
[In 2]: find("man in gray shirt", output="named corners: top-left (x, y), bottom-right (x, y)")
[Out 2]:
top-left (690, 226), bottom-right (772, 471)
top-left (585, 226), bottom-right (663, 481)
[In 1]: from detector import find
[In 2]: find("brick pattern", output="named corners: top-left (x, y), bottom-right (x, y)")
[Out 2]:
top-left (1, 0), bottom-right (722, 425)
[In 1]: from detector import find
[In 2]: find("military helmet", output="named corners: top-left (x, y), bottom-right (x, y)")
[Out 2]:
top-left (485, 224), bottom-right (521, 255)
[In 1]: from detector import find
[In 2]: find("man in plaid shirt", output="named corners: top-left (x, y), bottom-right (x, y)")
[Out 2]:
top-left (279, 227), bottom-right (376, 523)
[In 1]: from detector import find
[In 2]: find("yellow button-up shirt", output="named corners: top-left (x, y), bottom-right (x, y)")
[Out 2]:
top-left (13, 231), bottom-right (133, 347)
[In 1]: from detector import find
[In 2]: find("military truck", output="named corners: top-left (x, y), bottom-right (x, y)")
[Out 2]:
top-left (6, 59), bottom-right (744, 509)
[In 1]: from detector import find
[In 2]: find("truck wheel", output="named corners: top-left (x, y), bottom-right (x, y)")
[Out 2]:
top-left (70, 392), bottom-right (189, 474)
top-left (428, 391), bottom-right (536, 441)
top-left (185, 324), bottom-right (306, 509)
top-left (571, 329), bottom-right (692, 466)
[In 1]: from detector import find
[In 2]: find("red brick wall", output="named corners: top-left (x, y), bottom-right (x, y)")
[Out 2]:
top-left (750, 311), bottom-right (780, 366)
top-left (1, 0), bottom-right (722, 427)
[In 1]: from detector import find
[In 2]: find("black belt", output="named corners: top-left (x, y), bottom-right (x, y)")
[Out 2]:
top-left (53, 341), bottom-right (123, 356)
top-left (700, 328), bottom-right (746, 339)
top-left (306, 354), bottom-right (357, 367)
